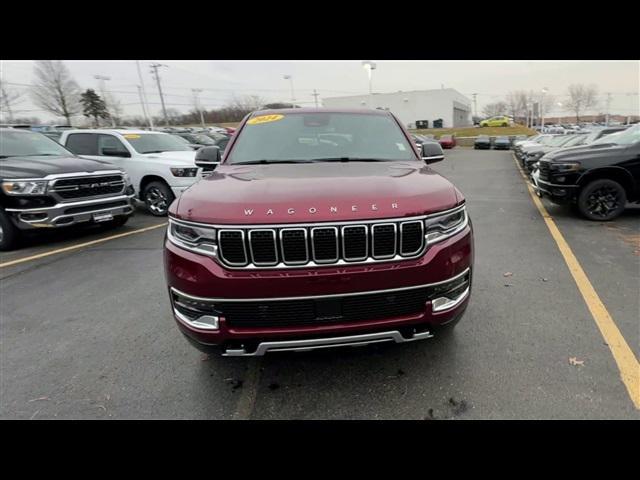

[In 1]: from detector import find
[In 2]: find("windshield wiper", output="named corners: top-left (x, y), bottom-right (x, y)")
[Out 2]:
top-left (233, 159), bottom-right (314, 165)
top-left (141, 150), bottom-right (167, 154)
top-left (308, 157), bottom-right (392, 163)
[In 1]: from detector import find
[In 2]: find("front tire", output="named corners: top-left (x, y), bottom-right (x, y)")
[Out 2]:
top-left (0, 210), bottom-right (20, 251)
top-left (577, 179), bottom-right (626, 221)
top-left (143, 181), bottom-right (174, 217)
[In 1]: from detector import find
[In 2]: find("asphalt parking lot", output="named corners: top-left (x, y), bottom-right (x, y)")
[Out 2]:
top-left (1, 148), bottom-right (638, 420)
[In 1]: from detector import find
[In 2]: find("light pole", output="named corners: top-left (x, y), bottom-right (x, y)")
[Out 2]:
top-left (362, 61), bottom-right (376, 108)
top-left (94, 75), bottom-right (116, 127)
top-left (136, 60), bottom-right (153, 129)
top-left (541, 87), bottom-right (548, 130)
top-left (556, 102), bottom-right (563, 125)
top-left (192, 88), bottom-right (205, 128)
top-left (283, 75), bottom-right (295, 107)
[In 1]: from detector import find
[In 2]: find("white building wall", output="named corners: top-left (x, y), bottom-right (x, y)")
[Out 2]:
top-left (322, 88), bottom-right (471, 128)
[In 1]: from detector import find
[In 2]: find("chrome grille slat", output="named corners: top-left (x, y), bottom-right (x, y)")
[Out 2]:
top-left (209, 210), bottom-right (468, 269)
top-left (49, 174), bottom-right (126, 201)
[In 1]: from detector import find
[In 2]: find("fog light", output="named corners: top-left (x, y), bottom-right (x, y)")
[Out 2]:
top-left (432, 287), bottom-right (470, 313)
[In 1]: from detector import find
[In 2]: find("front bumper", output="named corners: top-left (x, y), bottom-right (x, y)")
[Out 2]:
top-left (531, 178), bottom-right (578, 204)
top-left (5, 194), bottom-right (135, 230)
top-left (164, 224), bottom-right (473, 355)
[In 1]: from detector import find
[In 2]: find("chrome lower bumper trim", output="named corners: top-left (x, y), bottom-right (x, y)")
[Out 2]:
top-left (222, 329), bottom-right (434, 356)
top-left (7, 195), bottom-right (135, 229)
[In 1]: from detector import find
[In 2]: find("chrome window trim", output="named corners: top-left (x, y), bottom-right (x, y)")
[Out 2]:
top-left (279, 228), bottom-right (309, 265)
top-left (170, 267), bottom-right (471, 303)
top-left (217, 229), bottom-right (248, 267)
top-left (400, 220), bottom-right (425, 256)
top-left (311, 226), bottom-right (339, 264)
top-left (248, 229), bottom-right (278, 266)
top-left (341, 224), bottom-right (368, 262)
top-left (372, 223), bottom-right (397, 259)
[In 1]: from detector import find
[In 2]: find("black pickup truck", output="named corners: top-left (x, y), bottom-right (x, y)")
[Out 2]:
top-left (0, 128), bottom-right (136, 250)
top-left (532, 124), bottom-right (640, 220)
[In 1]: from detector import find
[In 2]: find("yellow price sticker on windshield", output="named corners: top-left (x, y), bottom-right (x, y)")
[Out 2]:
top-left (247, 114), bottom-right (284, 125)
top-left (123, 134), bottom-right (141, 139)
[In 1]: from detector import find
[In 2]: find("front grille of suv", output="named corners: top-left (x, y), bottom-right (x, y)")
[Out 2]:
top-left (49, 174), bottom-right (125, 200)
top-left (216, 218), bottom-right (425, 269)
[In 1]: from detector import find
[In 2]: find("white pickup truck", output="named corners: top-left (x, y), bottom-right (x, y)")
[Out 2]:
top-left (59, 129), bottom-right (202, 216)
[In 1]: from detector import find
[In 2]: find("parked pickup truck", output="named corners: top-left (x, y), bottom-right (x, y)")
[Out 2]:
top-left (0, 128), bottom-right (135, 250)
top-left (164, 108), bottom-right (474, 356)
top-left (59, 129), bottom-right (202, 216)
top-left (532, 124), bottom-right (640, 221)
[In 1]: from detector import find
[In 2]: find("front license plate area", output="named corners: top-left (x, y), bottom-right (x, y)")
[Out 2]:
top-left (93, 212), bottom-right (114, 223)
top-left (314, 298), bottom-right (343, 323)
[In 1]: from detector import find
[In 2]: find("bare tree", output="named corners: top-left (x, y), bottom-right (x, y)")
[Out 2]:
top-left (505, 90), bottom-right (530, 124)
top-left (30, 60), bottom-right (81, 124)
top-left (0, 80), bottom-right (24, 122)
top-left (482, 101), bottom-right (508, 117)
top-left (564, 84), bottom-right (599, 123)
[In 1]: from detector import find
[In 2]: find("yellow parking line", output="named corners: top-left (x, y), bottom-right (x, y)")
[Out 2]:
top-left (513, 154), bottom-right (640, 409)
top-left (0, 223), bottom-right (167, 269)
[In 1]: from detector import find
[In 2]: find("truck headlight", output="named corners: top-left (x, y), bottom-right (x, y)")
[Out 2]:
top-left (170, 167), bottom-right (199, 177)
top-left (1, 180), bottom-right (48, 195)
top-left (168, 218), bottom-right (217, 257)
top-left (550, 162), bottom-right (581, 172)
top-left (424, 205), bottom-right (468, 245)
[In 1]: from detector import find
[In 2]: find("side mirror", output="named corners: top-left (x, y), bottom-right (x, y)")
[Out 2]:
top-left (102, 148), bottom-right (131, 158)
top-left (195, 145), bottom-right (221, 173)
top-left (421, 142), bottom-right (445, 164)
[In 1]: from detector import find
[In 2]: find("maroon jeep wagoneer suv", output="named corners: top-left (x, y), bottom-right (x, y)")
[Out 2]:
top-left (164, 109), bottom-right (473, 356)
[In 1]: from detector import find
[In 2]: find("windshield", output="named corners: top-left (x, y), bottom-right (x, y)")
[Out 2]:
top-left (0, 130), bottom-right (73, 158)
top-left (592, 125), bottom-right (640, 146)
top-left (226, 112), bottom-right (416, 164)
top-left (124, 133), bottom-right (193, 154)
top-left (562, 135), bottom-right (587, 147)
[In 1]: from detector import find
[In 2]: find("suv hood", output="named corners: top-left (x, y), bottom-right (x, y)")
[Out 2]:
top-left (140, 150), bottom-right (196, 166)
top-left (0, 155), bottom-right (121, 179)
top-left (174, 161), bottom-right (460, 224)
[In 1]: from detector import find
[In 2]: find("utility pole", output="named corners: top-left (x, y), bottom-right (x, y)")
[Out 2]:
top-left (192, 88), bottom-right (205, 128)
top-left (136, 61), bottom-right (154, 129)
top-left (283, 75), bottom-right (295, 107)
top-left (312, 89), bottom-right (320, 108)
top-left (137, 85), bottom-right (151, 129)
top-left (94, 75), bottom-right (116, 127)
top-left (150, 63), bottom-right (169, 125)
top-left (605, 92), bottom-right (612, 126)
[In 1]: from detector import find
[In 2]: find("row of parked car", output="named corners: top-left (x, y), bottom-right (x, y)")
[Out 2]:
top-left (513, 125), bottom-right (640, 221)
top-left (411, 133), bottom-right (457, 149)
top-left (0, 124), bottom-right (234, 250)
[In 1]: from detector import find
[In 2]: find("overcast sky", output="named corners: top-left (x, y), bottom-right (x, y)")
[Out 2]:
top-left (2, 60), bottom-right (638, 122)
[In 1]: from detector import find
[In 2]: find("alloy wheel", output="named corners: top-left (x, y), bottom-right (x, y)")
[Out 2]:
top-left (586, 186), bottom-right (621, 218)
top-left (146, 187), bottom-right (168, 215)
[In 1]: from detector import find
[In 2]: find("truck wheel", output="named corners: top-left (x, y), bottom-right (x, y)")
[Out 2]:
top-left (143, 181), bottom-right (174, 217)
top-left (577, 179), bottom-right (626, 221)
top-left (0, 210), bottom-right (20, 251)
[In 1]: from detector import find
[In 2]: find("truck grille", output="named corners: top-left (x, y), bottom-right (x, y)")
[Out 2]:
top-left (49, 174), bottom-right (125, 200)
top-left (216, 217), bottom-right (426, 269)
top-left (538, 161), bottom-right (551, 182)
top-left (203, 270), bottom-right (471, 328)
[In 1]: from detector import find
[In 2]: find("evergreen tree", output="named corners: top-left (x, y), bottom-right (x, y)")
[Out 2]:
top-left (80, 89), bottom-right (109, 126)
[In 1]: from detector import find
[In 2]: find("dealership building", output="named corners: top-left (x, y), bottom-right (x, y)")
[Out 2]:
top-left (322, 88), bottom-right (472, 129)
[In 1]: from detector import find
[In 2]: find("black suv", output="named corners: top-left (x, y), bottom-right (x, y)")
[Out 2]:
top-left (0, 129), bottom-right (135, 250)
top-left (533, 125), bottom-right (640, 220)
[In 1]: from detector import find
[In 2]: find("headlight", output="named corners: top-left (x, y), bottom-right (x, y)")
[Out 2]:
top-left (550, 162), bottom-right (581, 172)
top-left (1, 180), bottom-right (48, 195)
top-left (170, 167), bottom-right (199, 177)
top-left (123, 172), bottom-right (132, 186)
top-left (424, 205), bottom-right (468, 245)
top-left (167, 218), bottom-right (217, 257)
